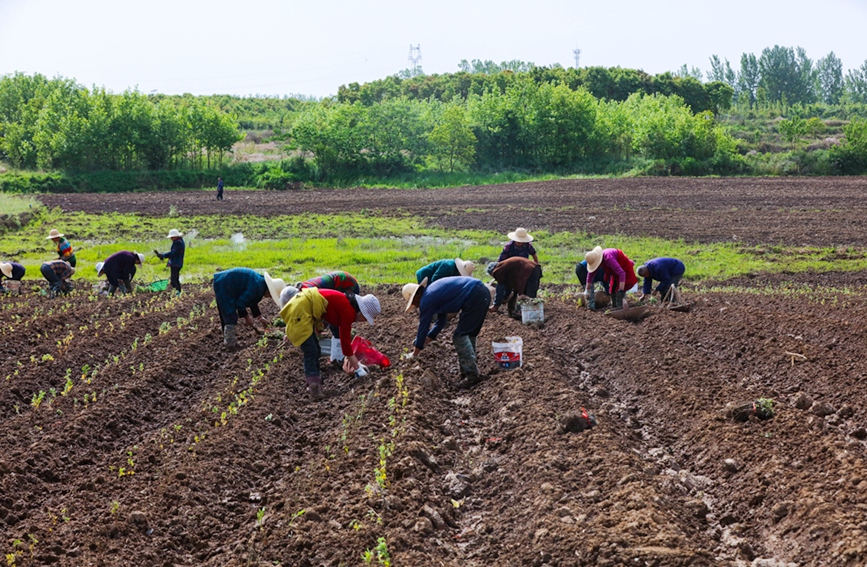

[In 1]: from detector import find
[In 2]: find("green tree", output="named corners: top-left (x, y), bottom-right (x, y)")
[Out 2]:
top-left (816, 52), bottom-right (843, 105)
top-left (843, 60), bottom-right (867, 104)
top-left (738, 53), bottom-right (760, 107)
top-left (427, 103), bottom-right (476, 172)
top-left (778, 117), bottom-right (807, 149)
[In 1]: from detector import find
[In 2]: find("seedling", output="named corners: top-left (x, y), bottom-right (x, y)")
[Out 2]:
top-left (256, 507), bottom-right (266, 529)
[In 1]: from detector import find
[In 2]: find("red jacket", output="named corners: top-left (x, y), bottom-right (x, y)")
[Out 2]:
top-left (319, 289), bottom-right (357, 357)
top-left (588, 248), bottom-right (637, 294)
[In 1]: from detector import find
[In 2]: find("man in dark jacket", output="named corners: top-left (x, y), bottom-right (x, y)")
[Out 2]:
top-left (638, 258), bottom-right (686, 301)
top-left (40, 260), bottom-right (75, 298)
top-left (404, 276), bottom-right (490, 388)
top-left (489, 257), bottom-right (543, 317)
top-left (213, 268), bottom-right (269, 350)
top-left (97, 251), bottom-right (144, 295)
top-left (155, 229), bottom-right (185, 295)
top-left (0, 262), bottom-right (25, 292)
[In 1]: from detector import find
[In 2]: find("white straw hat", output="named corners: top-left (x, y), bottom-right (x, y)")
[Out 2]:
top-left (455, 258), bottom-right (475, 277)
top-left (507, 227), bottom-right (533, 243)
top-left (167, 229), bottom-right (183, 238)
top-left (585, 246), bottom-right (603, 273)
top-left (135, 252), bottom-right (145, 264)
top-left (46, 229), bottom-right (64, 240)
top-left (264, 271), bottom-right (287, 308)
top-left (95, 262), bottom-right (104, 274)
top-left (0, 263), bottom-right (12, 278)
top-left (404, 277), bottom-right (428, 312)
top-left (356, 294), bottom-right (381, 325)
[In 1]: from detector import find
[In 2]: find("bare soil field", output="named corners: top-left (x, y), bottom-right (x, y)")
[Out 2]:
top-left (39, 176), bottom-right (867, 246)
top-left (0, 177), bottom-right (863, 566)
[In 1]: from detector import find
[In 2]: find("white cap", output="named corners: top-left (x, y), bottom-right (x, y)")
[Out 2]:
top-left (356, 294), bottom-right (381, 325)
top-left (279, 285), bottom-right (299, 308)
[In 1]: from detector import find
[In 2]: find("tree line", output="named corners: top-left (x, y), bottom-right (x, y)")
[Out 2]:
top-left (0, 73), bottom-right (242, 172)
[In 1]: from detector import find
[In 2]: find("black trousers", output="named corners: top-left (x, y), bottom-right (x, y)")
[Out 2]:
top-left (170, 267), bottom-right (182, 292)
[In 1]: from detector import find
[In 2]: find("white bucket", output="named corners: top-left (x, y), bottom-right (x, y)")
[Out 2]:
top-left (520, 301), bottom-right (544, 325)
top-left (4, 280), bottom-right (22, 295)
top-left (492, 336), bottom-right (523, 369)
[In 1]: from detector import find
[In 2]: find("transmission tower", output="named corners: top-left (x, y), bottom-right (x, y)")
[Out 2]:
top-left (573, 47), bottom-right (581, 69)
top-left (408, 44), bottom-right (422, 76)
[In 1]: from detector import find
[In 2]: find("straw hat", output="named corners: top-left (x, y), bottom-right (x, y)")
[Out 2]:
top-left (585, 246), bottom-right (603, 272)
top-left (264, 271), bottom-right (287, 308)
top-left (95, 262), bottom-right (105, 274)
top-left (135, 252), bottom-right (145, 264)
top-left (46, 229), bottom-right (64, 240)
top-left (0, 263), bottom-right (12, 278)
top-left (507, 227), bottom-right (533, 243)
top-left (279, 285), bottom-right (299, 307)
top-left (167, 229), bottom-right (183, 238)
top-left (403, 277), bottom-right (428, 312)
top-left (455, 258), bottom-right (475, 277)
top-left (356, 294), bottom-right (381, 325)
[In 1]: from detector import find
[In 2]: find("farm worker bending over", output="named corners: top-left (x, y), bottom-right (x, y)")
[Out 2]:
top-left (0, 262), bottom-right (25, 291)
top-left (576, 259), bottom-right (609, 308)
top-left (415, 258), bottom-right (475, 284)
top-left (213, 268), bottom-right (269, 350)
top-left (489, 257), bottom-right (543, 317)
top-left (96, 251), bottom-right (144, 296)
top-left (584, 247), bottom-right (637, 310)
top-left (295, 271), bottom-right (362, 364)
top-left (638, 258), bottom-right (686, 301)
top-left (40, 260), bottom-right (75, 298)
top-left (498, 228), bottom-right (539, 264)
top-left (278, 285), bottom-right (381, 400)
top-left (46, 229), bottom-right (76, 268)
top-left (404, 276), bottom-right (491, 389)
top-left (154, 229), bottom-right (185, 295)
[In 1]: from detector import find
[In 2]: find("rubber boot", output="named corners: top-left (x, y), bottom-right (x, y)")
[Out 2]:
top-left (586, 283), bottom-right (596, 310)
top-left (330, 335), bottom-right (345, 364)
top-left (306, 374), bottom-right (323, 400)
top-left (223, 325), bottom-right (240, 351)
top-left (453, 334), bottom-right (479, 388)
top-left (613, 290), bottom-right (626, 309)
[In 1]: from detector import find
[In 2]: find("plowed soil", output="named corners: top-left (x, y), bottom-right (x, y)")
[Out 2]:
top-left (1, 178), bottom-right (864, 566)
top-left (39, 176), bottom-right (867, 246)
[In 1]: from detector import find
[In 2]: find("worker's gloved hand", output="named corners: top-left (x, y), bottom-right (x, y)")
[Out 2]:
top-left (153, 250), bottom-right (162, 259)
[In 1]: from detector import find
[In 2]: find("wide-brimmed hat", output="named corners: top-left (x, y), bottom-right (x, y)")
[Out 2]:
top-left (167, 229), bottom-right (183, 238)
top-left (135, 252), bottom-right (145, 264)
top-left (95, 262), bottom-right (105, 274)
top-left (455, 258), bottom-right (475, 277)
top-left (507, 227), bottom-right (533, 243)
top-left (585, 246), bottom-right (603, 272)
top-left (264, 271), bottom-right (287, 308)
top-left (46, 229), bottom-right (64, 240)
top-left (403, 277), bottom-right (428, 312)
top-left (0, 263), bottom-right (12, 278)
top-left (356, 294), bottom-right (381, 325)
top-left (279, 285), bottom-right (299, 307)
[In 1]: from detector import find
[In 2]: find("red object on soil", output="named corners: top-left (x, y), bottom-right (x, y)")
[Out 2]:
top-left (351, 336), bottom-right (390, 368)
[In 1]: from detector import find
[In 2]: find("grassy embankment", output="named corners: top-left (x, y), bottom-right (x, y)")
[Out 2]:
top-left (1, 194), bottom-right (865, 293)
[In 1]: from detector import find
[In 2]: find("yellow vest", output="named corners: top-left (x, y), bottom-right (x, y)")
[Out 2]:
top-left (279, 287), bottom-right (329, 347)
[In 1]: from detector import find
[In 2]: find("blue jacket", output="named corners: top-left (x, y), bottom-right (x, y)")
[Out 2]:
top-left (101, 251), bottom-right (138, 287)
top-left (414, 276), bottom-right (487, 349)
top-left (575, 260), bottom-right (606, 287)
top-left (213, 268), bottom-right (267, 318)
top-left (416, 259), bottom-right (460, 284)
top-left (161, 239), bottom-right (185, 269)
top-left (642, 257), bottom-right (685, 295)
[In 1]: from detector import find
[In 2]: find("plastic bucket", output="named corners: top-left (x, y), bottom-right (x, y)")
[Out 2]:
top-left (492, 336), bottom-right (523, 369)
top-left (520, 301), bottom-right (544, 325)
top-left (4, 280), bottom-right (22, 295)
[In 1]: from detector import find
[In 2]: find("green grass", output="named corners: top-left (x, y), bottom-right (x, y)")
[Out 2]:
top-left (2, 208), bottom-right (866, 288)
top-left (0, 193), bottom-right (43, 215)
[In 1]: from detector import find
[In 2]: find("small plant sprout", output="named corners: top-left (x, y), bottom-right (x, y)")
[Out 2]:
top-left (110, 501), bottom-right (120, 515)
top-left (31, 391), bottom-right (46, 409)
top-left (256, 507), bottom-right (266, 529)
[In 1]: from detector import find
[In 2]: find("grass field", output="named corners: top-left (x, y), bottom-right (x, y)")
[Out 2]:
top-left (2, 204), bottom-right (865, 290)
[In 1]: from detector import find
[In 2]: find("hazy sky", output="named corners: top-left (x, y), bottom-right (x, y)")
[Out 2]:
top-left (2, 0), bottom-right (866, 98)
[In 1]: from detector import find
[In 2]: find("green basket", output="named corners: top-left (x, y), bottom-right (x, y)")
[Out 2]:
top-left (136, 279), bottom-right (169, 293)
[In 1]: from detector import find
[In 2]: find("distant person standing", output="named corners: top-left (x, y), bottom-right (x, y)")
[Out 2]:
top-left (154, 229), bottom-right (185, 295)
top-left (217, 177), bottom-right (224, 201)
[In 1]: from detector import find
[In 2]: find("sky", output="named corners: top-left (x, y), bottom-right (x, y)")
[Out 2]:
top-left (2, 0), bottom-right (866, 99)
